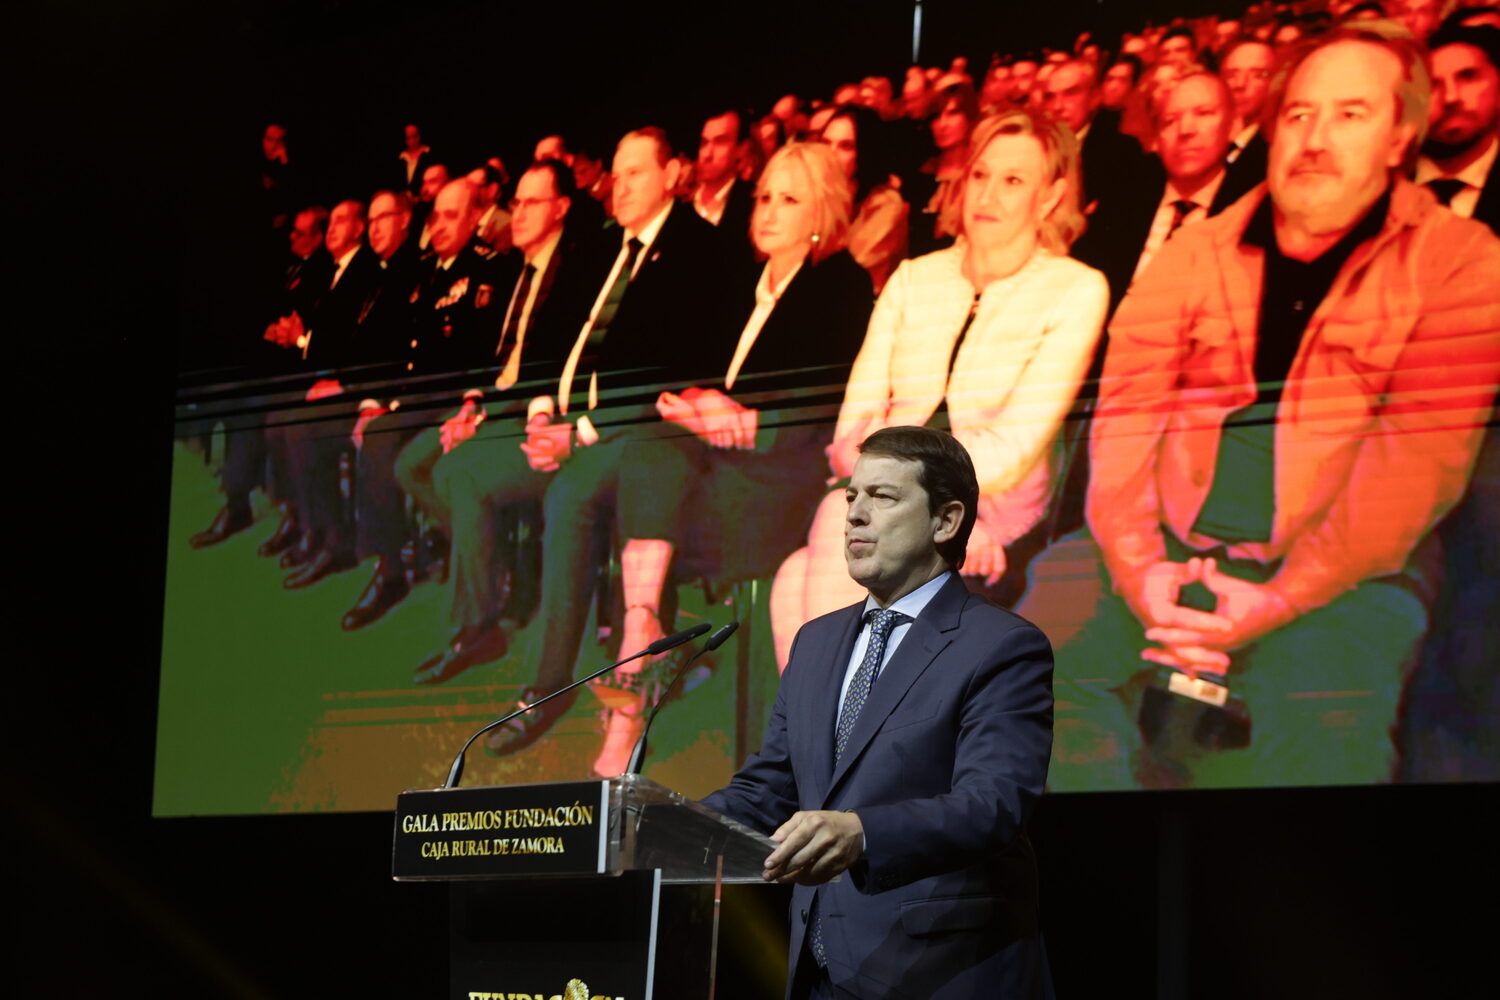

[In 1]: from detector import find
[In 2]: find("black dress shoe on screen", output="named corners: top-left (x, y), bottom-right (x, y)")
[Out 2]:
top-left (283, 548), bottom-right (353, 589)
top-left (279, 530), bottom-right (322, 570)
top-left (484, 687), bottom-right (578, 757)
top-left (257, 510), bottom-right (301, 558)
top-left (189, 504), bottom-right (252, 549)
top-left (341, 562), bottom-right (410, 631)
top-left (412, 625), bottom-right (507, 686)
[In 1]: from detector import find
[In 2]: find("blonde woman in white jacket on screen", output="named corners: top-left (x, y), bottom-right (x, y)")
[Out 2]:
top-left (769, 108), bottom-right (1110, 668)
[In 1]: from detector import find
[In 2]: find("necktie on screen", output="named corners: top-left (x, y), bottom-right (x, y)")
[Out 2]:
top-left (1425, 178), bottom-right (1467, 208)
top-left (1166, 198), bottom-right (1198, 239)
top-left (497, 263), bottom-right (535, 357)
top-left (810, 608), bottom-right (911, 968)
top-left (587, 238), bottom-right (644, 352)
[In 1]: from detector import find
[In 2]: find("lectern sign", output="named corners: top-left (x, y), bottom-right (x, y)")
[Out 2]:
top-left (393, 781), bottom-right (609, 880)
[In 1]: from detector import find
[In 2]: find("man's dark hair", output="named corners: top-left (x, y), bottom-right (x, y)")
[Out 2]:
top-left (528, 158), bottom-right (579, 202)
top-left (858, 426), bottom-right (979, 570)
top-left (1428, 21), bottom-right (1500, 74)
top-left (1110, 52), bottom-right (1145, 85)
top-left (825, 104), bottom-right (903, 202)
top-left (1161, 25), bottom-right (1199, 54)
top-left (704, 107), bottom-right (744, 142)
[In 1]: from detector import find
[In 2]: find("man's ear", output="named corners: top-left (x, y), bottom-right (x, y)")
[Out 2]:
top-left (664, 157), bottom-right (683, 191)
top-left (932, 499), bottom-right (965, 546)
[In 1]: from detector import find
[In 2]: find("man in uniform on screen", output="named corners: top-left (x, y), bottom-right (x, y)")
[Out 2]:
top-left (1049, 22), bottom-right (1500, 791)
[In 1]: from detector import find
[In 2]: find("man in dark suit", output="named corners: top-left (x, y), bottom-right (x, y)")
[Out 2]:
top-left (1219, 37), bottom-right (1276, 207)
top-left (1419, 20), bottom-right (1499, 231)
top-left (446, 127), bottom-right (736, 719)
top-left (690, 109), bottom-right (755, 243)
top-left (1039, 58), bottom-right (1153, 216)
top-left (262, 198), bottom-right (388, 585)
top-left (703, 426), bottom-right (1054, 1000)
top-left (1403, 19), bottom-right (1500, 780)
top-left (1072, 68), bottom-right (1243, 312)
top-left (190, 205), bottom-right (331, 549)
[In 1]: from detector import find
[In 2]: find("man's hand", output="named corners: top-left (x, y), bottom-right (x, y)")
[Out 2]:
top-left (440, 399), bottom-right (484, 454)
top-left (1131, 558), bottom-right (1233, 676)
top-left (962, 518), bottom-right (1008, 586)
top-left (671, 387), bottom-right (757, 449)
top-left (763, 810), bottom-right (864, 885)
top-left (519, 412), bottom-right (571, 472)
top-left (1193, 558), bottom-right (1296, 651)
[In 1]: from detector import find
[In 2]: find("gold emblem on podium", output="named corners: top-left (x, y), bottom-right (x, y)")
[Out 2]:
top-left (563, 978), bottom-right (589, 1000)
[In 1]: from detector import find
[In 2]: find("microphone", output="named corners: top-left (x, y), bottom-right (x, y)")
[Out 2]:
top-left (624, 621), bottom-right (740, 777)
top-left (443, 622), bottom-right (711, 789)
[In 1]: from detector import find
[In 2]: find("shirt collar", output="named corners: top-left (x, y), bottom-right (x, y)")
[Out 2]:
top-left (861, 570), bottom-right (952, 621)
top-left (695, 176), bottom-right (735, 211)
top-left (626, 200), bottom-right (674, 250)
top-left (1164, 167), bottom-right (1226, 211)
top-left (755, 257), bottom-right (802, 306)
top-left (525, 228), bottom-right (562, 271)
top-left (1415, 133), bottom-right (1499, 189)
top-left (335, 245), bottom-right (361, 271)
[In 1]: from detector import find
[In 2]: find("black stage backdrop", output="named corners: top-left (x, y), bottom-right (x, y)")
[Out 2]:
top-left (12, 0), bottom-right (1496, 995)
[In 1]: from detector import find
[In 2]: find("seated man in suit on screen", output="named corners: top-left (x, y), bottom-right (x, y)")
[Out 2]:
top-left (703, 425), bottom-right (1055, 1000)
top-left (1049, 22), bottom-right (1500, 793)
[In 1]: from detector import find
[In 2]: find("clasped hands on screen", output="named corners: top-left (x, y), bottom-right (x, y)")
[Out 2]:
top-left (1133, 557), bottom-right (1295, 676)
top-left (657, 387), bottom-right (757, 449)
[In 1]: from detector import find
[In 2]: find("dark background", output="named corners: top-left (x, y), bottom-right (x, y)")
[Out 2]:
top-left (12, 0), bottom-right (1495, 994)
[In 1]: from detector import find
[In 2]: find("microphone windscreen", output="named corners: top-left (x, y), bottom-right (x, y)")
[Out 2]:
top-left (645, 622), bottom-right (711, 655)
top-left (705, 620), bottom-right (740, 651)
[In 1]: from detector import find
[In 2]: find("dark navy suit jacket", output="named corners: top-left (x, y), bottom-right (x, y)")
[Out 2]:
top-left (704, 573), bottom-right (1055, 999)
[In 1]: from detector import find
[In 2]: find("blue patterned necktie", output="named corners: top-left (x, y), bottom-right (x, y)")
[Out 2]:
top-left (810, 607), bottom-right (911, 967)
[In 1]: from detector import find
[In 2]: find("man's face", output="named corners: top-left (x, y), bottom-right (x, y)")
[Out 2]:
top-left (696, 112), bottom-right (740, 188)
top-left (1011, 61), bottom-right (1039, 98)
top-left (833, 83), bottom-right (859, 106)
top-left (1043, 62), bottom-right (1099, 134)
top-left (1273, 23), bottom-right (1303, 51)
top-left (325, 202), bottom-right (365, 259)
top-left (262, 124), bottom-right (287, 162)
top-left (931, 96), bottom-right (972, 152)
top-left (903, 73), bottom-right (932, 118)
top-left (1157, 74), bottom-right (1233, 186)
top-left (1216, 20), bottom-right (1242, 48)
top-left (1159, 33), bottom-right (1196, 66)
top-left (419, 165), bottom-right (449, 202)
top-left (844, 453), bottom-right (954, 600)
top-left (1102, 62), bottom-right (1136, 109)
top-left (510, 168), bottom-right (568, 254)
top-left (1269, 41), bottom-right (1414, 236)
top-left (404, 124), bottom-right (422, 150)
top-left (1222, 42), bottom-right (1276, 127)
top-left (611, 135), bottom-right (676, 233)
top-left (289, 210), bottom-right (323, 259)
top-left (1428, 43), bottom-right (1500, 154)
top-left (428, 181), bottom-right (478, 258)
top-left (1395, 0), bottom-right (1442, 45)
top-left (772, 94), bottom-right (799, 121)
top-left (821, 115), bottom-right (860, 182)
top-left (573, 153), bottom-right (603, 189)
top-left (367, 193), bottom-right (411, 260)
top-left (982, 66), bottom-right (1012, 108)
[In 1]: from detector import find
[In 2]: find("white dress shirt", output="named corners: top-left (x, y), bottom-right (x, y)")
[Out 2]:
top-left (836, 571), bottom-right (952, 718)
top-left (494, 230), bottom-right (562, 390)
top-left (693, 177), bottom-right (736, 226)
top-left (1133, 169), bottom-right (1227, 282)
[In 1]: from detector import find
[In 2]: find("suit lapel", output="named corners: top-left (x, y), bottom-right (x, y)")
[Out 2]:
top-left (803, 603), bottom-right (864, 804)
top-left (822, 575), bottom-right (967, 805)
